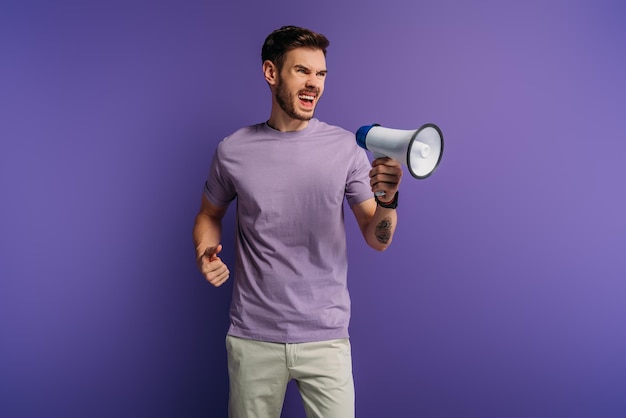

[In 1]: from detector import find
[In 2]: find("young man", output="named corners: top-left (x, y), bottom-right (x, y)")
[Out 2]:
top-left (193, 25), bottom-right (403, 418)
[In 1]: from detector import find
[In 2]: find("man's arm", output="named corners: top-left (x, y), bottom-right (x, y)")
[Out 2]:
top-left (192, 194), bottom-right (230, 287)
top-left (352, 157), bottom-right (402, 251)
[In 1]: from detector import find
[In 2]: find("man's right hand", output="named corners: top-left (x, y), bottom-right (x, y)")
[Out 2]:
top-left (197, 244), bottom-right (230, 287)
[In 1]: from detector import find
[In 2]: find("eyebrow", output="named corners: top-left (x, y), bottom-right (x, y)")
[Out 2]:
top-left (294, 64), bottom-right (327, 75)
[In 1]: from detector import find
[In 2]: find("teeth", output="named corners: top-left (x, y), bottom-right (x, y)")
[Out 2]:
top-left (299, 95), bottom-right (314, 101)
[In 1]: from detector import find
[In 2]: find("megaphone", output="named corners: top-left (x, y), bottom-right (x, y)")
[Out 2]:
top-left (356, 123), bottom-right (444, 179)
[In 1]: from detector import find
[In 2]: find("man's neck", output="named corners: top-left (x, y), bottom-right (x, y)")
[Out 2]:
top-left (267, 111), bottom-right (310, 132)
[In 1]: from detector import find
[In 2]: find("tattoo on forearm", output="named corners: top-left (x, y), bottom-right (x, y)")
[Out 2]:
top-left (375, 217), bottom-right (392, 244)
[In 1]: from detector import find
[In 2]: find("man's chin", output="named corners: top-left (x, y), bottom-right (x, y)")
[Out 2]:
top-left (291, 110), bottom-right (314, 122)
top-left (296, 108), bottom-right (315, 121)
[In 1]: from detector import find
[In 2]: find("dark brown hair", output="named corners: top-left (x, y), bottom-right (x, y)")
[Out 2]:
top-left (261, 26), bottom-right (330, 71)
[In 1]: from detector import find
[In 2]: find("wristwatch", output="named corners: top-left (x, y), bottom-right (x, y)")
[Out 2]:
top-left (375, 191), bottom-right (398, 209)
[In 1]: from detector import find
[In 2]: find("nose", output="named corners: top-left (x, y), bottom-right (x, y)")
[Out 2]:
top-left (305, 73), bottom-right (322, 89)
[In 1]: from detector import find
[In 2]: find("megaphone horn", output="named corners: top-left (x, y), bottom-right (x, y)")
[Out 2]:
top-left (356, 123), bottom-right (444, 179)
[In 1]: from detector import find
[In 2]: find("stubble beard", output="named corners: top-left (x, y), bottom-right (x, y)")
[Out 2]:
top-left (275, 78), bottom-right (315, 122)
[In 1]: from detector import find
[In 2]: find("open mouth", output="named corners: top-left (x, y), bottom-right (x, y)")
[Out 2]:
top-left (298, 92), bottom-right (316, 107)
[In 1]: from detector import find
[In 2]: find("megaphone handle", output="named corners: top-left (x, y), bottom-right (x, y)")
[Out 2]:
top-left (371, 152), bottom-right (387, 197)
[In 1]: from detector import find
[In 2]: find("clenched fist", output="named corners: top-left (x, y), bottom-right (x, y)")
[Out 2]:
top-left (197, 244), bottom-right (230, 287)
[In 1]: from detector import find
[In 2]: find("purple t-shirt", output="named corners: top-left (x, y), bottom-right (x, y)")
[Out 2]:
top-left (204, 118), bottom-right (373, 343)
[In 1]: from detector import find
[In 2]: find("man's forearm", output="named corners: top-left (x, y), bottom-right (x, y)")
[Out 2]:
top-left (366, 205), bottom-right (398, 250)
top-left (193, 212), bottom-right (222, 260)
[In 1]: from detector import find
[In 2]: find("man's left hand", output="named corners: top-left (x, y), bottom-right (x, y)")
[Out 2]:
top-left (369, 157), bottom-right (403, 202)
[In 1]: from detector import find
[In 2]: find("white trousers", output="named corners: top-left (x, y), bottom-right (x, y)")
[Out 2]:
top-left (226, 335), bottom-right (355, 418)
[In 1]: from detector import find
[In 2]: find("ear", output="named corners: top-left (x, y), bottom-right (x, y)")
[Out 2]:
top-left (263, 60), bottom-right (278, 86)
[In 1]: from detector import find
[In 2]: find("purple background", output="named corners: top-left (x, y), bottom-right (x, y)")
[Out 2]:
top-left (1, 0), bottom-right (625, 417)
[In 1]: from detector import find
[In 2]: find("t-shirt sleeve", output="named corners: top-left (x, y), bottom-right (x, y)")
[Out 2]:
top-left (203, 146), bottom-right (236, 207)
top-left (345, 148), bottom-right (374, 207)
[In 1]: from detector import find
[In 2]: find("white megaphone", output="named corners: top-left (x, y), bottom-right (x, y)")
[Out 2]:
top-left (356, 123), bottom-right (444, 179)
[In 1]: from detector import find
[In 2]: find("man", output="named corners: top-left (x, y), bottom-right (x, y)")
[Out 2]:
top-left (193, 25), bottom-right (402, 418)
